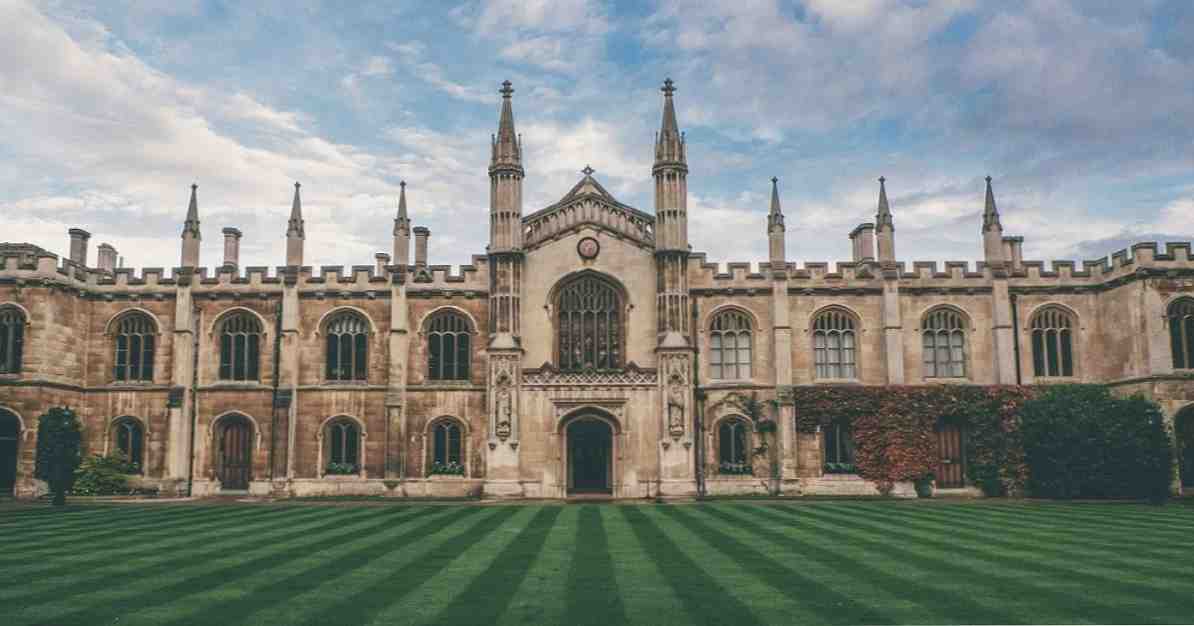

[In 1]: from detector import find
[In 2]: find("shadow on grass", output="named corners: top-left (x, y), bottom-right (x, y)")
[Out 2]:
top-left (427, 506), bottom-right (564, 625)
top-left (620, 506), bottom-right (764, 626)
top-left (0, 505), bottom-right (261, 551)
top-left (565, 506), bottom-right (629, 626)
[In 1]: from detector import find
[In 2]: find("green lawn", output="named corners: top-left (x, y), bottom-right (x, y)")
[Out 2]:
top-left (2, 500), bottom-right (1192, 625)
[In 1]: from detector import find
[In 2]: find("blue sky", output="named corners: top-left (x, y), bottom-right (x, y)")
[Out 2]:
top-left (1, 0), bottom-right (1191, 270)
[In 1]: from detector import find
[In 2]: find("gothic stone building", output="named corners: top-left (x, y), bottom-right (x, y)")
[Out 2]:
top-left (2, 80), bottom-right (1193, 499)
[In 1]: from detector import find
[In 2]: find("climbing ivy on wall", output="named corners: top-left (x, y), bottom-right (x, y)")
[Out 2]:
top-left (792, 385), bottom-right (1036, 495)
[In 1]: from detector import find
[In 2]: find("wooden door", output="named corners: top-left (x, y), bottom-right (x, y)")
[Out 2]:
top-left (568, 420), bottom-right (611, 493)
top-left (936, 423), bottom-right (964, 489)
top-left (0, 412), bottom-right (18, 495)
top-left (219, 418), bottom-right (252, 490)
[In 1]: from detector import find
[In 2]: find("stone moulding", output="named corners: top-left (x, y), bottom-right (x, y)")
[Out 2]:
top-left (523, 367), bottom-right (657, 388)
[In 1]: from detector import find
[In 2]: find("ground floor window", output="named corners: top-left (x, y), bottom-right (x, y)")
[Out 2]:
top-left (717, 418), bottom-right (751, 475)
top-left (111, 417), bottom-right (144, 473)
top-left (430, 420), bottom-right (464, 476)
top-left (823, 420), bottom-right (855, 473)
top-left (325, 420), bottom-right (360, 475)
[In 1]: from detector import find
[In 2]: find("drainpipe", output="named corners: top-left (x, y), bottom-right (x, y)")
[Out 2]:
top-left (1010, 293), bottom-right (1022, 385)
top-left (186, 305), bottom-right (200, 497)
top-left (691, 298), bottom-right (706, 498)
top-left (269, 301), bottom-right (283, 481)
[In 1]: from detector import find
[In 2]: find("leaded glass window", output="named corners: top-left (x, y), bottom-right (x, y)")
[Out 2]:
top-left (718, 418), bottom-right (750, 474)
top-left (557, 275), bottom-right (622, 371)
top-left (813, 309), bottom-right (857, 379)
top-left (0, 307), bottom-right (25, 374)
top-left (922, 308), bottom-right (967, 378)
top-left (824, 420), bottom-right (855, 472)
top-left (325, 311), bottom-right (368, 382)
top-left (111, 417), bottom-right (144, 472)
top-left (114, 313), bottom-right (155, 382)
top-left (427, 312), bottom-right (470, 381)
top-left (218, 311), bottom-right (262, 381)
top-left (1170, 298), bottom-right (1194, 370)
top-left (326, 420), bottom-right (360, 472)
top-left (1031, 306), bottom-right (1075, 377)
top-left (710, 310), bottom-right (752, 380)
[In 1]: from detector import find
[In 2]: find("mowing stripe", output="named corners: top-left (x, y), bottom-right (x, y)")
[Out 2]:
top-left (561, 506), bottom-right (629, 626)
top-left (0, 504), bottom-right (259, 547)
top-left (939, 501), bottom-right (1194, 536)
top-left (145, 505), bottom-right (479, 626)
top-left (491, 505), bottom-right (580, 626)
top-left (598, 505), bottom-right (688, 621)
top-left (414, 506), bottom-right (565, 625)
top-left (658, 504), bottom-right (892, 625)
top-left (0, 504), bottom-right (331, 583)
top-left (703, 504), bottom-right (1021, 625)
top-left (773, 504), bottom-right (1184, 623)
top-left (620, 505), bottom-right (764, 626)
top-left (282, 506), bottom-right (526, 626)
top-left (22, 505), bottom-right (438, 626)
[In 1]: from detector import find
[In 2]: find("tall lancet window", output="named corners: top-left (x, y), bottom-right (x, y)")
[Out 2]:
top-left (710, 309), bottom-right (752, 380)
top-left (0, 306), bottom-right (26, 374)
top-left (556, 275), bottom-right (622, 371)
top-left (1030, 306), bottom-right (1076, 378)
top-left (921, 307), bottom-right (967, 378)
top-left (813, 308), bottom-right (858, 380)
top-left (325, 311), bottom-right (368, 382)
top-left (218, 311), bottom-right (262, 382)
top-left (427, 311), bottom-right (471, 381)
top-left (113, 312), bottom-right (156, 382)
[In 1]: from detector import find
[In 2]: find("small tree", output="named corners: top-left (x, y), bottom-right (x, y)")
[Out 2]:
top-left (731, 392), bottom-right (780, 495)
top-left (34, 406), bottom-right (83, 506)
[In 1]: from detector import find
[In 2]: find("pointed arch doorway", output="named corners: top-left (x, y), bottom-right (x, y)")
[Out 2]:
top-left (0, 409), bottom-right (20, 495)
top-left (215, 414), bottom-right (253, 490)
top-left (567, 417), bottom-right (613, 495)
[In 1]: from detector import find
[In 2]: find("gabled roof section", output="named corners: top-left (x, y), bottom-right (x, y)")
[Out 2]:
top-left (522, 168), bottom-right (656, 251)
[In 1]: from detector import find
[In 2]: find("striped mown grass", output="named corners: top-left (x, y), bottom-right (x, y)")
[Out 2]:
top-left (2, 500), bottom-right (1192, 625)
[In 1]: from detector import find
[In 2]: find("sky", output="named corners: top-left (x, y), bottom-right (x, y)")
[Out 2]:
top-left (1, 0), bottom-right (1192, 271)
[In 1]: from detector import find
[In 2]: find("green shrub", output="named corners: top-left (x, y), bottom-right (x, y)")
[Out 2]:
top-left (72, 453), bottom-right (137, 496)
top-left (324, 462), bottom-right (358, 475)
top-left (34, 406), bottom-right (83, 505)
top-left (1020, 385), bottom-right (1173, 501)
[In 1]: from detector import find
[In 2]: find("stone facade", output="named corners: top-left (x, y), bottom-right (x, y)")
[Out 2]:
top-left (2, 80), bottom-right (1193, 499)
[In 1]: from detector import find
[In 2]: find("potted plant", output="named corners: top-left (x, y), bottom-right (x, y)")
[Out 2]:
top-left (914, 473), bottom-right (935, 498)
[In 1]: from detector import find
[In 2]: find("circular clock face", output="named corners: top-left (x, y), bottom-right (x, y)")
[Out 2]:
top-left (577, 237), bottom-right (600, 259)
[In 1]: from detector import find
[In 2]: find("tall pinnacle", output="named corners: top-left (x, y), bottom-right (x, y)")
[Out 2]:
top-left (394, 180), bottom-right (410, 235)
top-left (876, 176), bottom-right (893, 230)
top-left (287, 181), bottom-right (305, 238)
top-left (768, 177), bottom-right (784, 230)
top-left (654, 78), bottom-right (685, 166)
top-left (182, 183), bottom-right (201, 237)
top-left (490, 80), bottom-right (522, 171)
top-left (982, 175), bottom-right (1002, 232)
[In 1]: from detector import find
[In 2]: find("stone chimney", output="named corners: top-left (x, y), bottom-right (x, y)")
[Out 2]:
top-left (222, 227), bottom-right (242, 269)
top-left (96, 243), bottom-right (118, 272)
top-left (375, 252), bottom-right (390, 276)
top-left (1003, 236), bottom-right (1024, 271)
top-left (850, 223), bottom-right (875, 263)
top-left (68, 228), bottom-right (90, 266)
top-left (414, 226), bottom-right (430, 266)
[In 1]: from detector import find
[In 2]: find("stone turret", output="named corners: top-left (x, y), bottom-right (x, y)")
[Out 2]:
top-left (982, 176), bottom-right (1005, 267)
top-left (393, 181), bottom-right (411, 266)
top-left (488, 80), bottom-right (525, 345)
top-left (222, 227), bottom-right (242, 269)
top-left (180, 184), bottom-right (201, 267)
top-left (286, 182), bottom-right (305, 267)
top-left (653, 78), bottom-right (691, 344)
top-left (875, 177), bottom-right (895, 265)
top-left (767, 177), bottom-right (786, 269)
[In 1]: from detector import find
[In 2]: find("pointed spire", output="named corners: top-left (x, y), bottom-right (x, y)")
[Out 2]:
top-left (490, 80), bottom-right (522, 171)
top-left (982, 175), bottom-right (1002, 232)
top-left (654, 78), bottom-right (686, 166)
top-left (875, 176), bottom-right (893, 230)
top-left (768, 176), bottom-right (785, 232)
top-left (182, 183), bottom-right (201, 237)
top-left (394, 180), bottom-right (411, 235)
top-left (287, 181), bottom-right (305, 238)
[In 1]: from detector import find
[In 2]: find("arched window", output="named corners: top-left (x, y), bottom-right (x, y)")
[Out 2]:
top-left (427, 311), bottom-right (471, 381)
top-left (325, 311), bottom-right (368, 382)
top-left (0, 306), bottom-right (25, 374)
top-left (556, 275), bottom-right (622, 371)
top-left (717, 418), bottom-right (751, 475)
top-left (218, 312), bottom-right (262, 381)
top-left (113, 313), bottom-right (156, 382)
top-left (823, 419), bottom-right (855, 473)
top-left (325, 419), bottom-right (360, 474)
top-left (1031, 306), bottom-right (1075, 377)
top-left (710, 310), bottom-right (752, 380)
top-left (430, 419), bottom-right (464, 475)
top-left (110, 417), bottom-right (144, 472)
top-left (922, 308), bottom-right (967, 378)
top-left (813, 309), bottom-right (857, 380)
top-left (1169, 298), bottom-right (1194, 370)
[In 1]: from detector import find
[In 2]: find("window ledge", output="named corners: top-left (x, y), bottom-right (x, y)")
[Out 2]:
top-left (1033, 376), bottom-right (1079, 384)
top-left (426, 474), bottom-right (468, 480)
top-left (713, 474), bottom-right (758, 480)
top-left (320, 474), bottom-right (365, 480)
top-left (814, 379), bottom-right (861, 385)
top-left (924, 377), bottom-right (970, 384)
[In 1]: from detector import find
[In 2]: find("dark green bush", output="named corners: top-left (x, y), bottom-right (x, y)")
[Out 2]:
top-left (72, 453), bottom-right (138, 496)
top-left (1020, 385), bottom-right (1173, 501)
top-left (34, 406), bottom-right (83, 505)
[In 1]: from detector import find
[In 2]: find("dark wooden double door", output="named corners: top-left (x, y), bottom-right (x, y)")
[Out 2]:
top-left (936, 423), bottom-right (965, 489)
top-left (568, 419), bottom-right (612, 494)
top-left (217, 417), bottom-right (252, 490)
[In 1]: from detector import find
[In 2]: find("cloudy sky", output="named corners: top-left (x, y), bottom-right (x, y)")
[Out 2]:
top-left (2, 0), bottom-right (1192, 270)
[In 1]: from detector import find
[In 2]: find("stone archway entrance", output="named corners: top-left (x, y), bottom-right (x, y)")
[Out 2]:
top-left (1177, 407), bottom-right (1194, 489)
top-left (0, 410), bottom-right (19, 495)
top-left (215, 415), bottom-right (253, 490)
top-left (567, 418), bottom-right (613, 494)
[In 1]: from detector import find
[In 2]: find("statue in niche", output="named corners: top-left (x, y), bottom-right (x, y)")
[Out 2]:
top-left (495, 373), bottom-right (513, 440)
top-left (666, 373), bottom-right (686, 438)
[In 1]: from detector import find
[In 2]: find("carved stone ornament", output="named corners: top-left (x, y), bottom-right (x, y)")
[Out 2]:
top-left (577, 236), bottom-right (600, 260)
top-left (492, 364), bottom-right (516, 441)
top-left (667, 373), bottom-right (686, 439)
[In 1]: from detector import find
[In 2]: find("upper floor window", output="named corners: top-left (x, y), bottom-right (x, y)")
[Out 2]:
top-left (1170, 298), bottom-right (1194, 370)
top-left (110, 417), bottom-right (144, 472)
top-left (1030, 306), bottom-right (1075, 378)
top-left (218, 311), bottom-right (262, 381)
top-left (922, 308), bottom-right (967, 378)
top-left (710, 310), bottom-right (752, 380)
top-left (113, 312), bottom-right (156, 382)
top-left (557, 275), bottom-right (622, 371)
top-left (718, 417), bottom-right (751, 475)
top-left (427, 311), bottom-right (471, 381)
top-left (0, 306), bottom-right (25, 374)
top-left (325, 418), bottom-right (360, 474)
top-left (813, 309), bottom-right (857, 380)
top-left (325, 311), bottom-right (368, 382)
